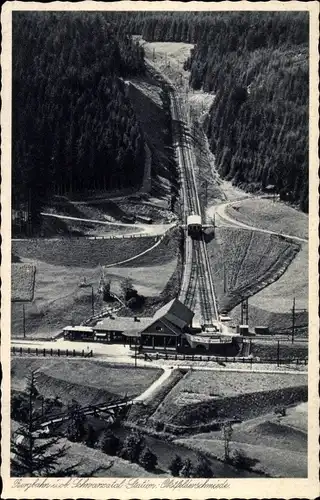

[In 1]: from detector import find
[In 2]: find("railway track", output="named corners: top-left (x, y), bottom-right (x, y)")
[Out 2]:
top-left (171, 89), bottom-right (219, 324)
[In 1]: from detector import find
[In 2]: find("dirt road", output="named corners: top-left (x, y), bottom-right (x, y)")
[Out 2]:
top-left (41, 212), bottom-right (176, 237)
top-left (209, 202), bottom-right (308, 243)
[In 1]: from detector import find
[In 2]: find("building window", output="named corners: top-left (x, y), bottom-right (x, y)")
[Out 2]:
top-left (156, 326), bottom-right (162, 332)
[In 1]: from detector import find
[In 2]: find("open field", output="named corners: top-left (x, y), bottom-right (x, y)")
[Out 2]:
top-left (226, 198), bottom-right (308, 240)
top-left (176, 402), bottom-right (307, 477)
top-left (11, 264), bottom-right (36, 301)
top-left (248, 243), bottom-right (308, 313)
top-left (151, 370), bottom-right (307, 430)
top-left (11, 357), bottom-right (162, 405)
top-left (12, 237), bottom-right (156, 268)
top-left (105, 261), bottom-right (177, 299)
top-left (119, 227), bottom-right (180, 267)
top-left (11, 258), bottom-right (103, 337)
top-left (207, 227), bottom-right (300, 312)
top-left (11, 229), bottom-right (179, 337)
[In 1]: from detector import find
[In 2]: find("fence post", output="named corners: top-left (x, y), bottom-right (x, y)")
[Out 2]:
top-left (251, 357), bottom-right (253, 369)
top-left (66, 349), bottom-right (69, 357)
top-left (28, 347), bottom-right (30, 355)
top-left (36, 348), bottom-right (38, 356)
top-left (51, 348), bottom-right (53, 356)
top-left (20, 347), bottom-right (23, 356)
top-left (58, 349), bottom-right (60, 357)
top-left (43, 348), bottom-right (46, 357)
top-left (82, 350), bottom-right (84, 357)
top-left (73, 349), bottom-right (75, 357)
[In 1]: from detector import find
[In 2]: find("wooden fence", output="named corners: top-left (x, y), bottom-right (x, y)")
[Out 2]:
top-left (11, 346), bottom-right (93, 358)
top-left (145, 351), bottom-right (308, 366)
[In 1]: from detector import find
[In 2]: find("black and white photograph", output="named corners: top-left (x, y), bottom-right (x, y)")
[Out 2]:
top-left (1, 1), bottom-right (319, 498)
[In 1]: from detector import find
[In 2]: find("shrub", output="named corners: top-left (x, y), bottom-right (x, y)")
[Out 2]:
top-left (194, 455), bottom-right (213, 478)
top-left (139, 446), bottom-right (158, 471)
top-left (85, 424), bottom-right (98, 448)
top-left (179, 458), bottom-right (194, 478)
top-left (99, 430), bottom-right (120, 456)
top-left (169, 454), bottom-right (183, 477)
top-left (231, 449), bottom-right (254, 470)
top-left (119, 432), bottom-right (145, 463)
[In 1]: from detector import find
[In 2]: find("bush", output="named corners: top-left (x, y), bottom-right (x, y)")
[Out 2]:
top-left (169, 454), bottom-right (183, 477)
top-left (139, 446), bottom-right (158, 471)
top-left (99, 430), bottom-right (120, 456)
top-left (179, 458), bottom-right (194, 478)
top-left (194, 455), bottom-right (213, 478)
top-left (231, 449), bottom-right (254, 470)
top-left (85, 424), bottom-right (98, 448)
top-left (119, 432), bottom-right (145, 464)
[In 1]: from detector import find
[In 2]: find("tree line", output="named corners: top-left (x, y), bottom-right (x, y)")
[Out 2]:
top-left (12, 12), bottom-right (146, 232)
top-left (119, 11), bottom-right (309, 212)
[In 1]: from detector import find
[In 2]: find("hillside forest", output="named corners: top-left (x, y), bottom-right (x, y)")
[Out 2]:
top-left (113, 11), bottom-right (309, 212)
top-left (12, 11), bottom-right (309, 235)
top-left (12, 12), bottom-right (146, 230)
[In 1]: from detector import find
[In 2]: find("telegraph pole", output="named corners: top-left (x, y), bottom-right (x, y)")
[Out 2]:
top-left (23, 304), bottom-right (26, 338)
top-left (223, 264), bottom-right (227, 293)
top-left (291, 297), bottom-right (295, 344)
top-left (91, 286), bottom-right (95, 316)
top-left (134, 338), bottom-right (137, 368)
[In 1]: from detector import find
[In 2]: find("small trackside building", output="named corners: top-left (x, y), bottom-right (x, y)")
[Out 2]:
top-left (63, 325), bottom-right (94, 341)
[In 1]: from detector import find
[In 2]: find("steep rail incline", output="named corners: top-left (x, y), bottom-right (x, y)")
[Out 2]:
top-left (170, 89), bottom-right (218, 324)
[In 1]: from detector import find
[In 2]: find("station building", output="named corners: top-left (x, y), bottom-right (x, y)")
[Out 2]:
top-left (94, 298), bottom-right (194, 349)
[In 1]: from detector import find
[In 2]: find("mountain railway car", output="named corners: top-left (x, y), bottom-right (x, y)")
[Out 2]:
top-left (187, 214), bottom-right (202, 237)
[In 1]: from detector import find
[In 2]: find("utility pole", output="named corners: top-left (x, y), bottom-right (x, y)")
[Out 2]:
top-left (291, 297), bottom-right (295, 344)
top-left (223, 264), bottom-right (227, 293)
top-left (277, 340), bottom-right (280, 367)
top-left (91, 286), bottom-right (95, 316)
top-left (23, 304), bottom-right (26, 338)
top-left (134, 338), bottom-right (137, 368)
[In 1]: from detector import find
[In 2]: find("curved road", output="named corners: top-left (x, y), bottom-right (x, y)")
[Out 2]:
top-left (209, 202), bottom-right (308, 244)
top-left (41, 212), bottom-right (175, 237)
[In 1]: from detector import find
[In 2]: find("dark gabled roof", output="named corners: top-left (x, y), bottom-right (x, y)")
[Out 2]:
top-left (122, 317), bottom-right (182, 338)
top-left (153, 298), bottom-right (194, 329)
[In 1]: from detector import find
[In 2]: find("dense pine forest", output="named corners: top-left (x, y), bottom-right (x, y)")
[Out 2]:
top-left (12, 12), bottom-right (146, 228)
top-left (13, 10), bottom-right (309, 227)
top-left (113, 11), bottom-right (309, 212)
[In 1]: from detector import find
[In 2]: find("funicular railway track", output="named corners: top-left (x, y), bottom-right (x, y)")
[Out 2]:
top-left (171, 89), bottom-right (219, 325)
